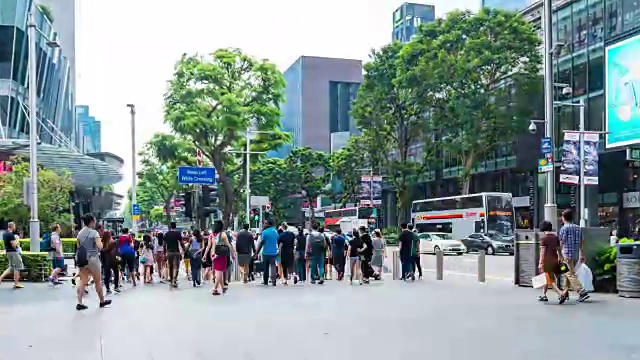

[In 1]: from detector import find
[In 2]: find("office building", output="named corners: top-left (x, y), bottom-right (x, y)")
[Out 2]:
top-left (392, 2), bottom-right (436, 43)
top-left (276, 56), bottom-right (362, 156)
top-left (481, 0), bottom-right (530, 11)
top-left (76, 105), bottom-right (101, 153)
top-left (0, 0), bottom-right (123, 228)
top-left (380, 0), bottom-right (640, 235)
top-left (38, 0), bottom-right (78, 92)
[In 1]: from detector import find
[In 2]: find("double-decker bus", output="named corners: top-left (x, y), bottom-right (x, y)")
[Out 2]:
top-left (411, 192), bottom-right (515, 241)
top-left (324, 207), bottom-right (379, 233)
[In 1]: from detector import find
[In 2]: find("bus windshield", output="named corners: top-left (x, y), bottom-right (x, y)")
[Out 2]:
top-left (486, 194), bottom-right (515, 237)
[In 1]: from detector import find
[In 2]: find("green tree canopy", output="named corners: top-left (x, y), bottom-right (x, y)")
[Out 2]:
top-left (37, 4), bottom-right (54, 23)
top-left (402, 8), bottom-right (542, 193)
top-left (0, 158), bottom-right (73, 230)
top-left (352, 42), bottom-right (437, 223)
top-left (136, 132), bottom-right (195, 223)
top-left (250, 158), bottom-right (297, 223)
top-left (164, 48), bottom-right (289, 226)
top-left (285, 147), bottom-right (331, 220)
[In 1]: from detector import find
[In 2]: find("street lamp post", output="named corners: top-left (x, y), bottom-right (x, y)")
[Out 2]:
top-left (27, 3), bottom-right (60, 251)
top-left (542, 0), bottom-right (558, 231)
top-left (126, 104), bottom-right (137, 232)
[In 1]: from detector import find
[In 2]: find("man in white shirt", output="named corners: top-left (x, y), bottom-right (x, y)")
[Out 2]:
top-left (48, 224), bottom-right (64, 285)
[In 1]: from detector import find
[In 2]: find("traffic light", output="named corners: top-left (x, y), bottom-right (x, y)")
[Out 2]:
top-left (202, 185), bottom-right (218, 207)
top-left (183, 191), bottom-right (193, 219)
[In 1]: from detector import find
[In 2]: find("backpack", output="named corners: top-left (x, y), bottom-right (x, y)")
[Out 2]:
top-left (41, 232), bottom-right (53, 251)
top-left (308, 232), bottom-right (326, 255)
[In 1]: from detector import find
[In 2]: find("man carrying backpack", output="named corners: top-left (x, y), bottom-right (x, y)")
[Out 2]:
top-left (305, 222), bottom-right (327, 284)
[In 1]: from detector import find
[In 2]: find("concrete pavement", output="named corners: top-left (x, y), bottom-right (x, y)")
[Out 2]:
top-left (1, 275), bottom-right (639, 360)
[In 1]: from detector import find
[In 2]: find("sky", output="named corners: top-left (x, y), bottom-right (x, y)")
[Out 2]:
top-left (75, 0), bottom-right (478, 198)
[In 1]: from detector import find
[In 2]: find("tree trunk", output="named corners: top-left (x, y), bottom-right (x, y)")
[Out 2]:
top-left (460, 152), bottom-right (476, 195)
top-left (308, 196), bottom-right (316, 222)
top-left (395, 185), bottom-right (410, 226)
top-left (164, 198), bottom-right (172, 224)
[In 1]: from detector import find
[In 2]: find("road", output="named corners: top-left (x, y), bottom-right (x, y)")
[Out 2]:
top-left (384, 247), bottom-right (514, 281)
top-left (1, 274), bottom-right (639, 360)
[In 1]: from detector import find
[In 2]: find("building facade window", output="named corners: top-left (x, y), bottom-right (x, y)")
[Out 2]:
top-left (329, 81), bottom-right (359, 134)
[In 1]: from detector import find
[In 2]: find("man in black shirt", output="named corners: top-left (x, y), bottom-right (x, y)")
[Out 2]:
top-left (0, 222), bottom-right (24, 288)
top-left (236, 223), bottom-right (256, 283)
top-left (398, 223), bottom-right (415, 281)
top-left (359, 226), bottom-right (374, 282)
top-left (277, 223), bottom-right (296, 284)
top-left (163, 222), bottom-right (185, 288)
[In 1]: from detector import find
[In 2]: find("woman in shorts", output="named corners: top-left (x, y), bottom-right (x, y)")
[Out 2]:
top-left (347, 229), bottom-right (365, 285)
top-left (154, 232), bottom-right (166, 282)
top-left (538, 220), bottom-right (568, 304)
top-left (75, 213), bottom-right (112, 311)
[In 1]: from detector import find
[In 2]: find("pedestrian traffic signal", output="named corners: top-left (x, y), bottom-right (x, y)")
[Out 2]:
top-left (183, 191), bottom-right (193, 219)
top-left (202, 185), bottom-right (218, 207)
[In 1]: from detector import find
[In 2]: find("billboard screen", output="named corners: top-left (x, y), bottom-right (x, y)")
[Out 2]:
top-left (605, 33), bottom-right (640, 148)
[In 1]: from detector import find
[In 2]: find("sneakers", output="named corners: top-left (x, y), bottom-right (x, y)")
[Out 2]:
top-left (577, 291), bottom-right (590, 303)
top-left (13, 284), bottom-right (24, 289)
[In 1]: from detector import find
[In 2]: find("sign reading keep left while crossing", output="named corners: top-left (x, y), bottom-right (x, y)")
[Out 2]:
top-left (178, 166), bottom-right (216, 185)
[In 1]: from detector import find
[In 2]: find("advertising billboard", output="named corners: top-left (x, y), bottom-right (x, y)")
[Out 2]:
top-left (605, 34), bottom-right (640, 148)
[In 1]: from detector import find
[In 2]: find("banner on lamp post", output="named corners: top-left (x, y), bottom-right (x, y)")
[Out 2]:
top-left (560, 131), bottom-right (580, 185)
top-left (582, 132), bottom-right (599, 185)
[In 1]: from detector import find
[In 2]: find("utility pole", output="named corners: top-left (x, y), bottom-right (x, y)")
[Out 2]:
top-left (126, 104), bottom-right (137, 232)
top-left (542, 0), bottom-right (558, 231)
top-left (27, 4), bottom-right (40, 251)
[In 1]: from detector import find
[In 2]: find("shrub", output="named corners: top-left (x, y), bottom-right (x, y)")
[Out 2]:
top-left (0, 251), bottom-right (50, 282)
top-left (0, 238), bottom-right (76, 254)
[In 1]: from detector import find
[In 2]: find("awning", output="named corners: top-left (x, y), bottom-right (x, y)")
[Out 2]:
top-left (0, 139), bottom-right (123, 187)
top-left (324, 218), bottom-right (342, 226)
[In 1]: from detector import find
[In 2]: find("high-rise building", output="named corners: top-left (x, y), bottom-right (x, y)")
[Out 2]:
top-left (0, 0), bottom-right (122, 190)
top-left (38, 0), bottom-right (78, 91)
top-left (481, 0), bottom-right (530, 11)
top-left (392, 2), bottom-right (435, 43)
top-left (273, 56), bottom-right (362, 157)
top-left (76, 105), bottom-right (101, 153)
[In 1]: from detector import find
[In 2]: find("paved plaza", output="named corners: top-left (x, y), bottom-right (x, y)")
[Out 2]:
top-left (1, 273), bottom-right (639, 360)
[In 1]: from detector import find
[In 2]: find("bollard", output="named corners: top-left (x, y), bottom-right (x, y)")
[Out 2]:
top-left (392, 250), bottom-right (401, 280)
top-left (478, 250), bottom-right (486, 283)
top-left (435, 249), bottom-right (444, 280)
top-left (232, 259), bottom-right (241, 282)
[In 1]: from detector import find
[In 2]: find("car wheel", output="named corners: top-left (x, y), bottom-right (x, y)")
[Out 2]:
top-left (486, 245), bottom-right (495, 255)
top-left (457, 252), bottom-right (463, 256)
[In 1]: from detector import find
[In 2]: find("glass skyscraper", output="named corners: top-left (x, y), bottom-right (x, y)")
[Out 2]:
top-left (76, 105), bottom-right (101, 153)
top-left (0, 0), bottom-right (79, 148)
top-left (392, 2), bottom-right (436, 43)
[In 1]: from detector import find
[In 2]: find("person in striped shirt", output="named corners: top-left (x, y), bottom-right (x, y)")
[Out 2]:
top-left (558, 209), bottom-right (590, 302)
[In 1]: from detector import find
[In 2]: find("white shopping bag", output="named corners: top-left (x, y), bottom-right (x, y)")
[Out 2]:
top-left (576, 263), bottom-right (594, 292)
top-left (532, 273), bottom-right (547, 289)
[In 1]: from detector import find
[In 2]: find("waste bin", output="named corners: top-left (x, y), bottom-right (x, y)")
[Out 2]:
top-left (617, 243), bottom-right (640, 298)
top-left (514, 230), bottom-right (539, 287)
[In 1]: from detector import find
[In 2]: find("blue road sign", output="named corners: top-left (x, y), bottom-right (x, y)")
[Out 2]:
top-left (132, 204), bottom-right (140, 216)
top-left (178, 166), bottom-right (216, 185)
top-left (540, 137), bottom-right (553, 154)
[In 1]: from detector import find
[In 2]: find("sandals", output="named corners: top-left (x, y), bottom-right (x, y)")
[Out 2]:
top-left (558, 291), bottom-right (569, 305)
top-left (537, 295), bottom-right (548, 302)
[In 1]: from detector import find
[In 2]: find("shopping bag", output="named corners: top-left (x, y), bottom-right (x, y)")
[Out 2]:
top-left (532, 273), bottom-right (547, 289)
top-left (576, 263), bottom-right (594, 292)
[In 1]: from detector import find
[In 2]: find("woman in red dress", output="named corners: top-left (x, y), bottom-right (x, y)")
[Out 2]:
top-left (204, 220), bottom-right (235, 295)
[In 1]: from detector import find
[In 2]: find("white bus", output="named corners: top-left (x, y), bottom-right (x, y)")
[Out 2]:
top-left (323, 207), bottom-right (378, 233)
top-left (411, 192), bottom-right (515, 241)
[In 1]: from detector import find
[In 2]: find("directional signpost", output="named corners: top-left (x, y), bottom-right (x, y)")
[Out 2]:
top-left (178, 166), bottom-right (216, 185)
top-left (132, 204), bottom-right (140, 221)
top-left (538, 136), bottom-right (554, 173)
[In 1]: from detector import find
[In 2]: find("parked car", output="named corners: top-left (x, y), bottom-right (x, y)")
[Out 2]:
top-left (416, 232), bottom-right (466, 255)
top-left (460, 232), bottom-right (514, 255)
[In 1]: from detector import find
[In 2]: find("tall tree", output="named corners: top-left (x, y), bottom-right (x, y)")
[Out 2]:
top-left (0, 158), bottom-right (73, 229)
top-left (352, 42), bottom-right (437, 224)
top-left (251, 158), bottom-right (297, 223)
top-left (164, 48), bottom-right (288, 226)
top-left (402, 8), bottom-right (542, 194)
top-left (137, 132), bottom-right (195, 223)
top-left (285, 147), bottom-right (331, 220)
top-left (330, 138), bottom-right (367, 206)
